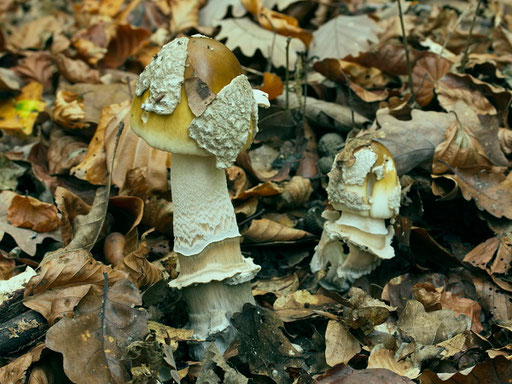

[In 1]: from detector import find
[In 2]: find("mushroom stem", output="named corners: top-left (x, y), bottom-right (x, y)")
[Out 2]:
top-left (169, 153), bottom-right (259, 357)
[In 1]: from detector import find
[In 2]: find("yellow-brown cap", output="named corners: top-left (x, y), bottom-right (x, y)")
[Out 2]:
top-left (131, 36), bottom-right (257, 163)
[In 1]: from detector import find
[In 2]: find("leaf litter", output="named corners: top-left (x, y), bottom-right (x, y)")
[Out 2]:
top-left (0, 0), bottom-right (512, 383)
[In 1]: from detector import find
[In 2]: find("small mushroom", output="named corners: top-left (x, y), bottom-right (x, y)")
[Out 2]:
top-left (130, 36), bottom-right (269, 357)
top-left (311, 141), bottom-right (401, 291)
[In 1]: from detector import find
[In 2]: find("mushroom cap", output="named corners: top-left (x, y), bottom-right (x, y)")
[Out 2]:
top-left (327, 141), bottom-right (401, 219)
top-left (130, 36), bottom-right (257, 164)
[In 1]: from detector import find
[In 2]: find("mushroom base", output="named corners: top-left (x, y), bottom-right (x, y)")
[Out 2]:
top-left (182, 280), bottom-right (254, 359)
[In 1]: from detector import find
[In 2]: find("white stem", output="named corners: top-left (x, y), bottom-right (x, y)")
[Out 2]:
top-left (170, 153), bottom-right (240, 256)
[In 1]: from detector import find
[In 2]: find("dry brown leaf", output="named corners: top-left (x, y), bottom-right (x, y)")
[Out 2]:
top-left (234, 197), bottom-right (259, 217)
top-left (397, 300), bottom-right (471, 346)
top-left (260, 72), bottom-right (284, 101)
top-left (436, 73), bottom-right (512, 120)
top-left (54, 53), bottom-right (101, 84)
top-left (170, 0), bottom-right (207, 33)
top-left (368, 348), bottom-right (419, 379)
top-left (47, 129), bottom-right (88, 175)
top-left (498, 128), bottom-right (512, 154)
top-left (252, 273), bottom-right (300, 297)
top-left (412, 55), bottom-right (452, 107)
top-left (52, 90), bottom-right (88, 129)
top-left (278, 176), bottom-right (313, 208)
top-left (217, 17), bottom-right (305, 69)
top-left (0, 81), bottom-right (46, 135)
top-left (227, 166), bottom-right (250, 199)
top-left (0, 191), bottom-right (61, 256)
top-left (0, 343), bottom-right (45, 384)
top-left (54, 187), bottom-right (91, 246)
top-left (419, 356), bottom-right (512, 384)
top-left (432, 119), bottom-right (494, 175)
top-left (325, 320), bottom-right (360, 367)
top-left (6, 15), bottom-right (62, 50)
top-left (448, 166), bottom-right (512, 219)
top-left (60, 82), bottom-right (131, 125)
top-left (72, 22), bottom-right (111, 65)
top-left (7, 195), bottom-right (61, 233)
top-left (473, 275), bottom-right (512, 322)
top-left (242, 218), bottom-right (312, 243)
top-left (413, 283), bottom-right (483, 333)
top-left (242, 0), bottom-right (312, 46)
top-left (0, 68), bottom-right (23, 91)
top-left (375, 108), bottom-right (455, 175)
top-left (0, 251), bottom-right (15, 280)
top-left (315, 362), bottom-right (416, 384)
top-left (236, 182), bottom-right (284, 200)
top-left (45, 279), bottom-right (149, 383)
top-left (137, 194), bottom-right (173, 235)
top-left (273, 290), bottom-right (336, 322)
top-left (309, 15), bottom-right (380, 60)
top-left (198, 0), bottom-right (248, 27)
top-left (101, 24), bottom-right (151, 68)
top-left (13, 52), bottom-right (54, 91)
top-left (114, 235), bottom-right (163, 289)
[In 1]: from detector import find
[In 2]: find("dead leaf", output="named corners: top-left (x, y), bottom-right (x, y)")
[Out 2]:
top-left (13, 52), bottom-right (55, 91)
top-left (0, 67), bottom-right (23, 91)
top-left (0, 81), bottom-right (45, 135)
top-left (72, 22), bottom-right (111, 65)
top-left (6, 15), bottom-right (62, 50)
top-left (413, 283), bottom-right (483, 333)
top-left (232, 303), bottom-right (303, 383)
top-left (0, 251), bottom-right (15, 280)
top-left (314, 363), bottom-right (416, 384)
top-left (101, 24), bottom-right (150, 68)
top-left (236, 182), bottom-right (284, 200)
top-left (273, 290), bottom-right (336, 322)
top-left (0, 154), bottom-right (26, 190)
top-left (432, 119), bottom-right (494, 175)
top-left (398, 300), bottom-right (471, 345)
top-left (412, 55), bottom-right (452, 107)
top-left (260, 72), bottom-right (284, 101)
top-left (419, 355), bottom-right (512, 384)
top-left (367, 348), bottom-right (418, 379)
top-left (309, 15), bottom-right (381, 60)
top-left (450, 166), bottom-right (512, 219)
top-left (0, 191), bottom-right (61, 256)
top-left (47, 129), bottom-right (88, 175)
top-left (54, 187), bottom-right (91, 246)
top-left (114, 234), bottom-right (163, 289)
top-left (197, 343), bottom-right (248, 384)
top-left (52, 90), bottom-right (88, 129)
top-left (0, 343), bottom-right (45, 384)
top-left (325, 320), bottom-right (360, 366)
top-left (45, 279), bottom-right (149, 383)
top-left (242, 0), bottom-right (312, 46)
top-left (170, 0), bottom-right (207, 34)
top-left (242, 218), bottom-right (312, 243)
top-left (217, 17), bottom-right (305, 69)
top-left (54, 53), bottom-right (100, 84)
top-left (8, 195), bottom-right (61, 233)
top-left (199, 0), bottom-right (247, 27)
top-left (375, 108), bottom-right (455, 175)
top-left (473, 275), bottom-right (512, 322)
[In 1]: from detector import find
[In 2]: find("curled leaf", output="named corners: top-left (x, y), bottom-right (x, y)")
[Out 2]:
top-left (242, 218), bottom-right (312, 243)
top-left (8, 195), bottom-right (61, 233)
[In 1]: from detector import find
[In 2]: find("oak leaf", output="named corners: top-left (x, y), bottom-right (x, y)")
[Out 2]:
top-left (45, 279), bottom-right (149, 383)
top-left (309, 15), bottom-right (380, 60)
top-left (217, 17), bottom-right (305, 69)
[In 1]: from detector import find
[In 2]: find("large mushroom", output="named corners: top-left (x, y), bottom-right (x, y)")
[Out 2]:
top-left (130, 36), bottom-right (269, 356)
top-left (311, 140), bottom-right (401, 291)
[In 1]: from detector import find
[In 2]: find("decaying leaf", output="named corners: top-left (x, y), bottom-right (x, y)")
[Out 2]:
top-left (325, 320), bottom-right (360, 367)
top-left (252, 273), bottom-right (300, 297)
top-left (260, 72), bottom-right (284, 101)
top-left (51, 90), bottom-right (88, 129)
top-left (45, 279), bottom-right (149, 383)
top-left (54, 53), bottom-right (101, 84)
top-left (7, 194), bottom-right (61, 233)
top-left (0, 191), bottom-right (62, 256)
top-left (0, 343), bottom-right (45, 384)
top-left (412, 55), bottom-right (452, 107)
top-left (273, 290), bottom-right (336, 322)
top-left (309, 15), bottom-right (381, 60)
top-left (314, 363), bottom-right (416, 384)
top-left (47, 129), bottom-right (88, 175)
top-left (242, 218), bottom-right (313, 243)
top-left (169, 0), bottom-right (207, 34)
top-left (232, 304), bottom-right (303, 383)
top-left (101, 24), bottom-right (151, 68)
top-left (217, 17), bottom-right (305, 69)
top-left (0, 81), bottom-right (45, 135)
top-left (197, 343), bottom-right (248, 384)
top-left (0, 154), bottom-right (26, 190)
top-left (54, 187), bottom-right (91, 246)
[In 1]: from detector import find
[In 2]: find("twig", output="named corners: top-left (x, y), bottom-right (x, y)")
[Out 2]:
top-left (397, 0), bottom-right (414, 98)
top-left (285, 36), bottom-right (292, 110)
top-left (460, 0), bottom-right (483, 71)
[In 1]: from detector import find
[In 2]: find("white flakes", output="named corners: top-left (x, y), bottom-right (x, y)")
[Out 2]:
top-left (135, 37), bottom-right (188, 115)
top-left (188, 75), bottom-right (258, 168)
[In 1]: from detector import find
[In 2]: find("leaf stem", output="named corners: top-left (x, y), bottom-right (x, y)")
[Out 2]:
top-left (460, 0), bottom-right (483, 71)
top-left (397, 0), bottom-right (414, 98)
